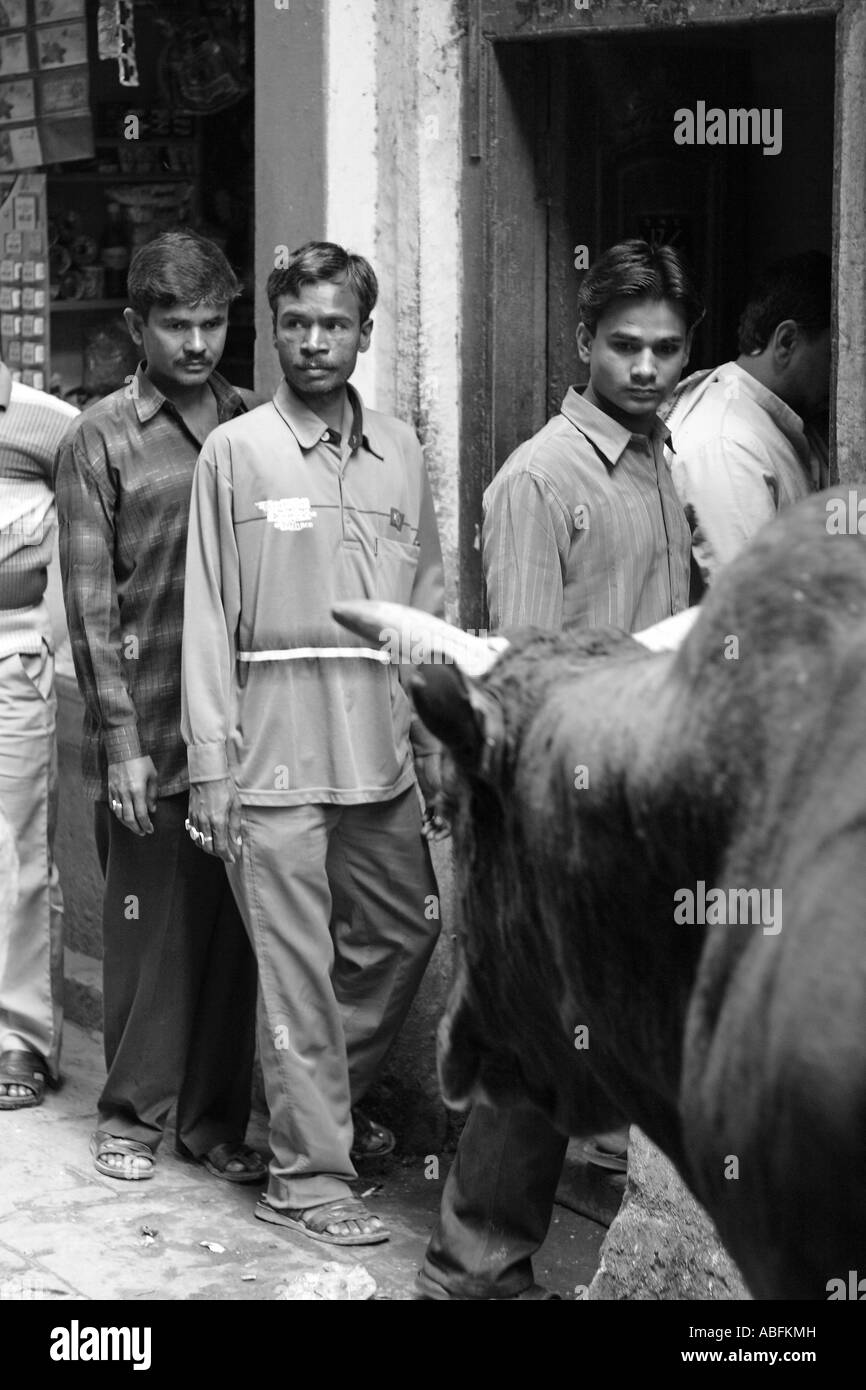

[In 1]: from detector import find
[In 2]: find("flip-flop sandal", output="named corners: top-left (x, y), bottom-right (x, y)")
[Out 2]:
top-left (90, 1131), bottom-right (155, 1181)
top-left (580, 1137), bottom-right (628, 1173)
top-left (201, 1141), bottom-right (266, 1185)
top-left (254, 1196), bottom-right (390, 1246)
top-left (350, 1108), bottom-right (396, 1160)
top-left (0, 1049), bottom-right (58, 1110)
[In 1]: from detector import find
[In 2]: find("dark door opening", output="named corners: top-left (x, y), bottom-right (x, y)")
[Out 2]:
top-left (463, 15), bottom-right (835, 627)
top-left (544, 19), bottom-right (834, 417)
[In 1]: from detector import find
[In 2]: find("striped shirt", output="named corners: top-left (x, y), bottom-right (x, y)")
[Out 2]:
top-left (55, 363), bottom-right (256, 801)
top-left (665, 362), bottom-right (819, 585)
top-left (482, 386), bottom-right (691, 636)
top-left (0, 363), bottom-right (79, 658)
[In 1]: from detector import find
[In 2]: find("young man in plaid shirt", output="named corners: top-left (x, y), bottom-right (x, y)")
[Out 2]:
top-left (56, 231), bottom-right (264, 1184)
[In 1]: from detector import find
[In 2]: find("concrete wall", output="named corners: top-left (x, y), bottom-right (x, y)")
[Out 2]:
top-left (253, 0), bottom-right (327, 396)
top-left (254, 0), bottom-right (464, 621)
top-left (318, 0), bottom-right (465, 1140)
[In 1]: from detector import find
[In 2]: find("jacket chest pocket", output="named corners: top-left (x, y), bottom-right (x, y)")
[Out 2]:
top-left (375, 535), bottom-right (418, 605)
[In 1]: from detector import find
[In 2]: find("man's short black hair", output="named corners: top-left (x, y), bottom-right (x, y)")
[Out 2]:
top-left (127, 229), bottom-right (241, 320)
top-left (578, 238), bottom-right (705, 336)
top-left (737, 251), bottom-right (831, 354)
top-left (267, 241), bottom-right (378, 326)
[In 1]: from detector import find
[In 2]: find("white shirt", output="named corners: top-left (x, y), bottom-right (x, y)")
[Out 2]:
top-left (665, 361), bottom-right (817, 585)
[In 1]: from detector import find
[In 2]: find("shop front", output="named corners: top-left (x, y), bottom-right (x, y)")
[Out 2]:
top-left (0, 0), bottom-right (254, 408)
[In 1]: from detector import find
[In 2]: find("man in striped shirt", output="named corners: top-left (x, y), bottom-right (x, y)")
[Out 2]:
top-left (418, 239), bottom-right (704, 1299)
top-left (0, 361), bottom-right (78, 1108)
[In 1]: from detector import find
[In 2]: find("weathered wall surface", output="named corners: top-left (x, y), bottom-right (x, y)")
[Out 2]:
top-left (834, 0), bottom-right (866, 484)
top-left (320, 0), bottom-right (465, 621)
top-left (254, 1), bottom-right (465, 614)
top-left (587, 1128), bottom-right (750, 1301)
top-left (254, 0), bottom-right (327, 394)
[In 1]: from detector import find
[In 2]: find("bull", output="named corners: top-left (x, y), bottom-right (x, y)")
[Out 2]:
top-left (334, 491), bottom-right (866, 1302)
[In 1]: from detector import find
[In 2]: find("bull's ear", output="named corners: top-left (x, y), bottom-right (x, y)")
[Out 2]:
top-left (409, 665), bottom-right (505, 778)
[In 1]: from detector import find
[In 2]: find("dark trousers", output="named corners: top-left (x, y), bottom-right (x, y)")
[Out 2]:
top-left (418, 1100), bottom-right (568, 1299)
top-left (94, 793), bottom-right (258, 1156)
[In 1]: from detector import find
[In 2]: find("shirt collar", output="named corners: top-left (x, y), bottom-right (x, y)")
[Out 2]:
top-left (272, 379), bottom-right (383, 460)
top-left (131, 362), bottom-right (247, 424)
top-left (560, 384), bottom-right (672, 467)
top-left (716, 361), bottom-right (810, 461)
top-left (0, 360), bottom-right (12, 411)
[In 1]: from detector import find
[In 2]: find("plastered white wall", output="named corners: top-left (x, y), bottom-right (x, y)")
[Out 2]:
top-left (325, 0), bottom-right (463, 614)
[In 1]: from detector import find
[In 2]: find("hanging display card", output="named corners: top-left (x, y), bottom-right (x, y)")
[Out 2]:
top-left (0, 0), bottom-right (93, 170)
top-left (0, 171), bottom-right (48, 390)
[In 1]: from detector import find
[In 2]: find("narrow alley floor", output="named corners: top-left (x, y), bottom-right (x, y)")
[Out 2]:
top-left (0, 1020), bottom-right (605, 1303)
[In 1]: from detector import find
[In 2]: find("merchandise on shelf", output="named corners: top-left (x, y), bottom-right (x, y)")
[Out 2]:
top-left (99, 200), bottom-right (130, 298)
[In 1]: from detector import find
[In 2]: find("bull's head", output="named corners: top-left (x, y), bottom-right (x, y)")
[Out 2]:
top-left (333, 600), bottom-right (697, 1144)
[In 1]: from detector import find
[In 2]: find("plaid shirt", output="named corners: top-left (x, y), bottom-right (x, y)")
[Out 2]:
top-left (55, 364), bottom-right (255, 801)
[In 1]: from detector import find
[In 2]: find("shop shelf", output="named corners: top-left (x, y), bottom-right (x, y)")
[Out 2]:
top-left (48, 172), bottom-right (193, 184)
top-left (50, 299), bottom-right (127, 313)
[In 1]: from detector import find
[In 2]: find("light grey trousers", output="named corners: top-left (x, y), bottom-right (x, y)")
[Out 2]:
top-left (228, 786), bottom-right (441, 1210)
top-left (0, 645), bottom-right (63, 1079)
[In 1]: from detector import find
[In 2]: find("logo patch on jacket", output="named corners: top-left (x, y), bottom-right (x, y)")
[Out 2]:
top-left (389, 507), bottom-right (405, 532)
top-left (255, 498), bottom-right (317, 532)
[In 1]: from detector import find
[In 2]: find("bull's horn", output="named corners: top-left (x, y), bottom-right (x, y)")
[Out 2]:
top-left (331, 600), bottom-right (507, 678)
top-left (634, 605), bottom-right (699, 652)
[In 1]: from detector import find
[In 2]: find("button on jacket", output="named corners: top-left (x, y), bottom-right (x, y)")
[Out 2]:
top-left (182, 380), bottom-right (445, 805)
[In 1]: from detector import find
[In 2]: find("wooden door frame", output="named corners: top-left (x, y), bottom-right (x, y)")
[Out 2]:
top-left (459, 0), bottom-right (865, 627)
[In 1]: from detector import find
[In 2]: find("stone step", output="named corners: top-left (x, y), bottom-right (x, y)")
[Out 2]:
top-left (63, 948), bottom-right (103, 1033)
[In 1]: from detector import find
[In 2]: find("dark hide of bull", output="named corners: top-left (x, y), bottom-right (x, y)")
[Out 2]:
top-left (412, 491), bottom-right (866, 1302)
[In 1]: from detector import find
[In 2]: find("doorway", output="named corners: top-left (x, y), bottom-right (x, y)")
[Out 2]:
top-left (461, 15), bottom-right (835, 623)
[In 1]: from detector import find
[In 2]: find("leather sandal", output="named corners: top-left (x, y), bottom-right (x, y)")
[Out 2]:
top-left (254, 1195), bottom-right (390, 1246)
top-left (202, 1141), bottom-right (266, 1185)
top-left (0, 1048), bottom-right (57, 1110)
top-left (90, 1131), bottom-right (155, 1181)
top-left (581, 1129), bottom-right (629, 1173)
top-left (350, 1107), bottom-right (396, 1160)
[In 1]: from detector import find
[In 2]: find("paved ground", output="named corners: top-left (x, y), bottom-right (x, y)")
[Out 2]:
top-left (0, 1020), bottom-right (606, 1302)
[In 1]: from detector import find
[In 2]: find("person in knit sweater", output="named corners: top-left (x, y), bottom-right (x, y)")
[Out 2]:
top-left (0, 360), bottom-right (78, 1108)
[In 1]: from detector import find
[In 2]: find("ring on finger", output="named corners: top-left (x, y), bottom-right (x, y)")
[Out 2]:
top-left (110, 798), bottom-right (121, 812)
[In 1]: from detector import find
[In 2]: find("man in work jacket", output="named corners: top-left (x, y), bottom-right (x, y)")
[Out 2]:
top-left (181, 241), bottom-right (445, 1246)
